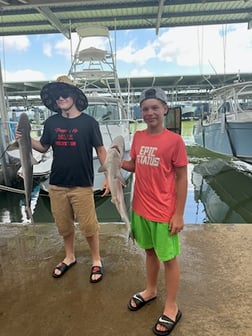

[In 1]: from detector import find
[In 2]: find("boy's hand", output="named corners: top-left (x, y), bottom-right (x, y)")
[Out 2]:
top-left (169, 214), bottom-right (184, 235)
top-left (100, 177), bottom-right (110, 197)
top-left (15, 130), bottom-right (22, 140)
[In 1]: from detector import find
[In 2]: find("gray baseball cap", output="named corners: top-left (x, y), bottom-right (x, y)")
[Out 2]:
top-left (139, 87), bottom-right (167, 105)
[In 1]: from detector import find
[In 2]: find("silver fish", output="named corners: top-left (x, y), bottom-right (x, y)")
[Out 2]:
top-left (15, 113), bottom-right (37, 224)
top-left (98, 135), bottom-right (133, 240)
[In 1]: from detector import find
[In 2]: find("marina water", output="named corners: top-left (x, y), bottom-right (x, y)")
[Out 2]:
top-left (1, 122), bottom-right (252, 224)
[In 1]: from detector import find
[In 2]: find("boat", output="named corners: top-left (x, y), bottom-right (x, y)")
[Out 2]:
top-left (7, 25), bottom-right (134, 196)
top-left (191, 158), bottom-right (252, 223)
top-left (68, 25), bottom-right (134, 195)
top-left (193, 81), bottom-right (252, 163)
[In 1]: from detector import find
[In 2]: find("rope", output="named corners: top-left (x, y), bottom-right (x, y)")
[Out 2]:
top-left (0, 184), bottom-right (25, 194)
top-left (0, 141), bottom-right (16, 160)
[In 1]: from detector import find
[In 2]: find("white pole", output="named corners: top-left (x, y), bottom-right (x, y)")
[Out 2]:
top-left (0, 60), bottom-right (11, 185)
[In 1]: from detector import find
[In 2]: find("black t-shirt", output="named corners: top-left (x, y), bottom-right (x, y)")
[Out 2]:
top-left (40, 113), bottom-right (103, 187)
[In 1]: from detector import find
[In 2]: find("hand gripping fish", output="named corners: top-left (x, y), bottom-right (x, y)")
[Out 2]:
top-left (98, 135), bottom-right (134, 241)
top-left (10, 113), bottom-right (37, 224)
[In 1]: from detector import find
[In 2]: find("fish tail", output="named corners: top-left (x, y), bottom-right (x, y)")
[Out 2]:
top-left (128, 230), bottom-right (135, 243)
top-left (26, 206), bottom-right (35, 225)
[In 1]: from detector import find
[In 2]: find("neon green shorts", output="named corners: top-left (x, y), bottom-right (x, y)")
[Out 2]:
top-left (131, 211), bottom-right (180, 261)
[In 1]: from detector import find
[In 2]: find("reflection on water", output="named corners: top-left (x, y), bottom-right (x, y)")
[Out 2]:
top-left (1, 157), bottom-right (252, 224)
top-left (0, 186), bottom-right (52, 224)
top-left (190, 158), bottom-right (252, 223)
top-left (0, 175), bottom-right (133, 224)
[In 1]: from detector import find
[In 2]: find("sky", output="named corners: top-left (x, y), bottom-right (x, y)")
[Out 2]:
top-left (0, 22), bottom-right (251, 83)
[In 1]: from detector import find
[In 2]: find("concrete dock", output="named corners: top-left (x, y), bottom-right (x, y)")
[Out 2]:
top-left (0, 222), bottom-right (251, 336)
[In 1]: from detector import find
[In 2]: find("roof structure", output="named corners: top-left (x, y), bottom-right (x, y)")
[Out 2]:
top-left (0, 0), bottom-right (251, 37)
top-left (0, 1), bottom-right (252, 107)
top-left (4, 72), bottom-right (252, 107)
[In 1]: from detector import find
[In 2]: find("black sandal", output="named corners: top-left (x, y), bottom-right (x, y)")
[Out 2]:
top-left (89, 264), bottom-right (104, 283)
top-left (152, 310), bottom-right (182, 336)
top-left (52, 260), bottom-right (76, 278)
top-left (128, 293), bottom-right (157, 311)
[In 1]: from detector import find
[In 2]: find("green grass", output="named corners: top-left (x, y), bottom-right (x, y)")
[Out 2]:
top-left (181, 120), bottom-right (197, 136)
top-left (186, 145), bottom-right (231, 160)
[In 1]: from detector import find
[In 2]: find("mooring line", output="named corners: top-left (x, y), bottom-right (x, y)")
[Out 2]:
top-left (0, 184), bottom-right (25, 194)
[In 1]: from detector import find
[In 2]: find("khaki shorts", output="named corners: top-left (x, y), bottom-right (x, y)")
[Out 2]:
top-left (131, 211), bottom-right (180, 261)
top-left (48, 185), bottom-right (99, 237)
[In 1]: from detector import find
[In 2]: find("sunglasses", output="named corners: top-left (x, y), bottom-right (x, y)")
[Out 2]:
top-left (54, 92), bottom-right (71, 100)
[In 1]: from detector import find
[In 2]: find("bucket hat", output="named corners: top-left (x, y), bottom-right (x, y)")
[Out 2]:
top-left (139, 87), bottom-right (167, 105)
top-left (40, 75), bottom-right (88, 113)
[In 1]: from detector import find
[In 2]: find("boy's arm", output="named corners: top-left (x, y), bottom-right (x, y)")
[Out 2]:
top-left (95, 145), bottom-right (109, 196)
top-left (169, 165), bottom-right (188, 235)
top-left (31, 138), bottom-right (50, 153)
top-left (16, 129), bottom-right (49, 153)
top-left (121, 158), bottom-right (135, 172)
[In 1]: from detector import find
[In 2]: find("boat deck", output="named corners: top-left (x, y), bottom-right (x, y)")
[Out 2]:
top-left (0, 222), bottom-right (251, 336)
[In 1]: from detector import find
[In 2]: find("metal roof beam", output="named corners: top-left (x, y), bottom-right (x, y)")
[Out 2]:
top-left (0, 1), bottom-right (251, 36)
top-left (36, 6), bottom-right (70, 39)
top-left (0, 0), bottom-right (29, 6)
top-left (156, 0), bottom-right (165, 35)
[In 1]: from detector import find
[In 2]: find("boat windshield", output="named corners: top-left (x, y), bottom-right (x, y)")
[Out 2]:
top-left (85, 102), bottom-right (120, 122)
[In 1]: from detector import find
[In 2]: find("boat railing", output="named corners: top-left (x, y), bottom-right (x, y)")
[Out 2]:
top-left (71, 70), bottom-right (115, 80)
top-left (0, 120), bottom-right (16, 142)
top-left (2, 120), bottom-right (44, 143)
top-left (209, 82), bottom-right (252, 122)
top-left (99, 119), bottom-right (134, 143)
top-left (76, 25), bottom-right (110, 38)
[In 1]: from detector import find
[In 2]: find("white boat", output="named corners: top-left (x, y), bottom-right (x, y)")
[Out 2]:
top-left (11, 148), bottom-right (52, 179)
top-left (68, 25), bottom-right (134, 194)
top-left (9, 26), bottom-right (134, 195)
top-left (193, 81), bottom-right (252, 163)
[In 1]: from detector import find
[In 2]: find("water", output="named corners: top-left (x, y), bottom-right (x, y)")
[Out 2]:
top-left (0, 176), bottom-right (133, 225)
top-left (186, 159), bottom-right (252, 223)
top-left (1, 153), bottom-right (252, 224)
top-left (1, 125), bottom-right (252, 224)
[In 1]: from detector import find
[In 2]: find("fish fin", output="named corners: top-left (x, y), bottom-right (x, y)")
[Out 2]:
top-left (128, 231), bottom-right (135, 242)
top-left (111, 196), bottom-right (119, 205)
top-left (98, 165), bottom-right (107, 173)
top-left (117, 174), bottom-right (126, 186)
top-left (30, 154), bottom-right (39, 165)
top-left (6, 140), bottom-right (19, 151)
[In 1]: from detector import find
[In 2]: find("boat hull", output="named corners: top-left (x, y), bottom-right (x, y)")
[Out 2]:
top-left (193, 120), bottom-right (252, 163)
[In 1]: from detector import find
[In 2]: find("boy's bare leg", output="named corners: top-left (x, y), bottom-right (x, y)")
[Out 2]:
top-left (54, 232), bottom-right (76, 276)
top-left (155, 257), bottom-right (180, 332)
top-left (130, 248), bottom-right (159, 307)
top-left (86, 231), bottom-right (102, 281)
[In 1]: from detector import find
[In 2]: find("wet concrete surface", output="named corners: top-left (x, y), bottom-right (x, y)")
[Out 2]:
top-left (0, 222), bottom-right (251, 336)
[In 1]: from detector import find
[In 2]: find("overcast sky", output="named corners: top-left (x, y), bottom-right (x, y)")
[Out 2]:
top-left (0, 22), bottom-right (251, 83)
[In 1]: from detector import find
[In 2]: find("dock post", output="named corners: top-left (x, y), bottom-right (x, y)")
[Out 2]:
top-left (0, 61), bottom-right (11, 185)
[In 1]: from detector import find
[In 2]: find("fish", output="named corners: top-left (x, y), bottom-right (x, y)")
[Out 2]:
top-left (8, 113), bottom-right (37, 224)
top-left (98, 135), bottom-right (134, 241)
